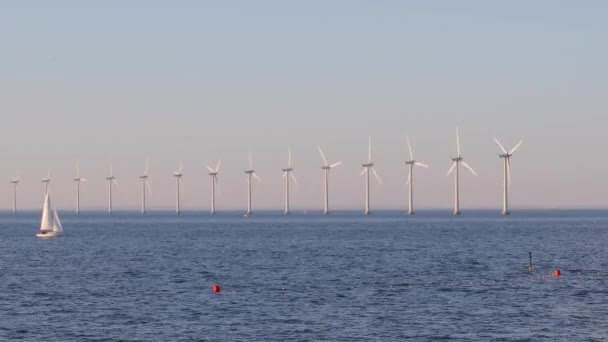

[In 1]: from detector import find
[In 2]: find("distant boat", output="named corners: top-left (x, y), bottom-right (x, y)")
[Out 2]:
top-left (36, 192), bottom-right (63, 238)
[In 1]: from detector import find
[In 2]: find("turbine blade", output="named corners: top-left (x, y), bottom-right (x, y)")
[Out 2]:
top-left (406, 135), bottom-right (413, 160)
top-left (415, 161), bottom-right (429, 168)
top-left (248, 150), bottom-right (253, 170)
top-left (462, 161), bottom-right (477, 176)
top-left (178, 160), bottom-right (184, 173)
top-left (456, 126), bottom-right (461, 156)
top-left (206, 165), bottom-right (215, 173)
top-left (360, 168), bottom-right (367, 176)
top-left (330, 161), bottom-right (342, 168)
top-left (253, 172), bottom-right (261, 183)
top-left (47, 169), bottom-right (51, 179)
top-left (290, 172), bottom-right (298, 186)
top-left (144, 157), bottom-right (150, 175)
top-left (318, 146), bottom-right (328, 166)
top-left (406, 170), bottom-right (411, 185)
top-left (75, 162), bottom-right (80, 178)
top-left (493, 136), bottom-right (507, 154)
top-left (81, 178), bottom-right (87, 182)
top-left (146, 179), bottom-right (152, 197)
top-left (371, 167), bottom-right (382, 184)
top-left (288, 145), bottom-right (292, 167)
top-left (447, 162), bottom-right (456, 176)
top-left (215, 160), bottom-right (221, 172)
top-left (113, 179), bottom-right (119, 186)
top-left (368, 136), bottom-right (372, 163)
top-left (509, 140), bottom-right (523, 154)
top-left (282, 172), bottom-right (287, 179)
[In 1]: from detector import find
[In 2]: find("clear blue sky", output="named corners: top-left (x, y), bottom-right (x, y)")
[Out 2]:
top-left (0, 1), bottom-right (606, 210)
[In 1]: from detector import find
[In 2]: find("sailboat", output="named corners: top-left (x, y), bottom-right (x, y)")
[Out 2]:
top-left (36, 192), bottom-right (63, 238)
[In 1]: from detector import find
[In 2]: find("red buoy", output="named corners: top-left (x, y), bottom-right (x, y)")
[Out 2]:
top-left (554, 269), bottom-right (561, 277)
top-left (212, 285), bottom-right (221, 293)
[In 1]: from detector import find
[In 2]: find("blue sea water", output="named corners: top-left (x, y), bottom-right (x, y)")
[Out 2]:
top-left (0, 210), bottom-right (607, 341)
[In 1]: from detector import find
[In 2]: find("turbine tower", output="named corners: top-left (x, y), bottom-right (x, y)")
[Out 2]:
top-left (282, 145), bottom-right (298, 215)
top-left (106, 162), bottom-right (118, 214)
top-left (74, 163), bottom-right (87, 214)
top-left (318, 146), bottom-right (342, 215)
top-left (206, 160), bottom-right (221, 215)
top-left (447, 127), bottom-right (477, 215)
top-left (493, 137), bottom-right (523, 215)
top-left (360, 136), bottom-right (382, 215)
top-left (10, 171), bottom-right (20, 214)
top-left (244, 151), bottom-right (261, 217)
top-left (404, 136), bottom-right (429, 215)
top-left (42, 170), bottom-right (51, 195)
top-left (173, 161), bottom-right (184, 214)
top-left (139, 158), bottom-right (152, 214)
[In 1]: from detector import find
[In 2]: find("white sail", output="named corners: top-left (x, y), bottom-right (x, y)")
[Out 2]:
top-left (52, 208), bottom-right (63, 233)
top-left (40, 193), bottom-right (54, 232)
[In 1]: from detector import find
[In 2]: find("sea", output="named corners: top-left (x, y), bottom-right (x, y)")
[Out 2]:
top-left (0, 210), bottom-right (606, 341)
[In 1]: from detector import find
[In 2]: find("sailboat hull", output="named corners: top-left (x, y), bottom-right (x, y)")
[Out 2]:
top-left (36, 231), bottom-right (62, 239)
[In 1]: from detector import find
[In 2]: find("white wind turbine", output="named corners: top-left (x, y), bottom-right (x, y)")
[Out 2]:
top-left (244, 151), bottom-right (261, 217)
top-left (206, 160), bottom-right (221, 215)
top-left (42, 169), bottom-right (51, 195)
top-left (74, 163), bottom-right (87, 214)
top-left (404, 136), bottom-right (429, 215)
top-left (10, 171), bottom-right (20, 214)
top-left (447, 127), bottom-right (477, 215)
top-left (106, 161), bottom-right (118, 214)
top-left (173, 161), bottom-right (184, 214)
top-left (360, 136), bottom-right (382, 215)
top-left (493, 137), bottom-right (523, 215)
top-left (282, 145), bottom-right (298, 215)
top-left (318, 146), bottom-right (342, 215)
top-left (139, 158), bottom-right (152, 214)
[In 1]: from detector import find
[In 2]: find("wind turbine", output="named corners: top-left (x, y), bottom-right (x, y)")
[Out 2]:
top-left (42, 169), bottom-right (51, 195)
top-left (206, 160), bottom-right (221, 215)
top-left (106, 162), bottom-right (118, 214)
top-left (493, 137), bottom-right (523, 215)
top-left (447, 127), bottom-right (477, 215)
top-left (318, 146), bottom-right (342, 215)
top-left (282, 145), bottom-right (298, 215)
top-left (139, 158), bottom-right (152, 214)
top-left (74, 163), bottom-right (87, 214)
top-left (173, 161), bottom-right (184, 214)
top-left (244, 151), bottom-right (261, 217)
top-left (10, 171), bottom-right (20, 214)
top-left (404, 136), bottom-right (429, 215)
top-left (361, 136), bottom-right (382, 215)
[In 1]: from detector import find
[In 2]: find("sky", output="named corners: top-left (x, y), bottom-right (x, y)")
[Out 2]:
top-left (0, 1), bottom-right (606, 211)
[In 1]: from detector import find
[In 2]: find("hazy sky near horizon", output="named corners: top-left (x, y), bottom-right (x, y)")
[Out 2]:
top-left (0, 1), bottom-right (606, 211)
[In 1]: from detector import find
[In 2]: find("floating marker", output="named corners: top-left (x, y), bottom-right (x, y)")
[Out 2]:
top-left (212, 284), bottom-right (221, 293)
top-left (554, 269), bottom-right (561, 277)
top-left (528, 252), bottom-right (533, 272)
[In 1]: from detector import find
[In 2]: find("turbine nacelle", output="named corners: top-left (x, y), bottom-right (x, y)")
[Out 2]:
top-left (362, 162), bottom-right (374, 168)
top-left (498, 153), bottom-right (512, 158)
top-left (450, 156), bottom-right (463, 162)
top-left (282, 168), bottom-right (293, 172)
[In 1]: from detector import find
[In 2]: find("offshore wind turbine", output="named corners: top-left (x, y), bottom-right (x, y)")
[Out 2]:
top-left (10, 171), bottom-right (20, 214)
top-left (42, 169), bottom-right (51, 195)
top-left (139, 158), bottom-right (152, 214)
top-left (244, 151), bottom-right (261, 217)
top-left (493, 137), bottom-right (523, 215)
top-left (206, 160), bottom-right (221, 215)
top-left (282, 145), bottom-right (298, 215)
top-left (173, 161), bottom-right (184, 214)
top-left (404, 136), bottom-right (429, 215)
top-left (360, 136), bottom-right (382, 215)
top-left (318, 146), bottom-right (342, 215)
top-left (106, 162), bottom-right (118, 214)
top-left (447, 127), bottom-right (477, 215)
top-left (74, 163), bottom-right (87, 214)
